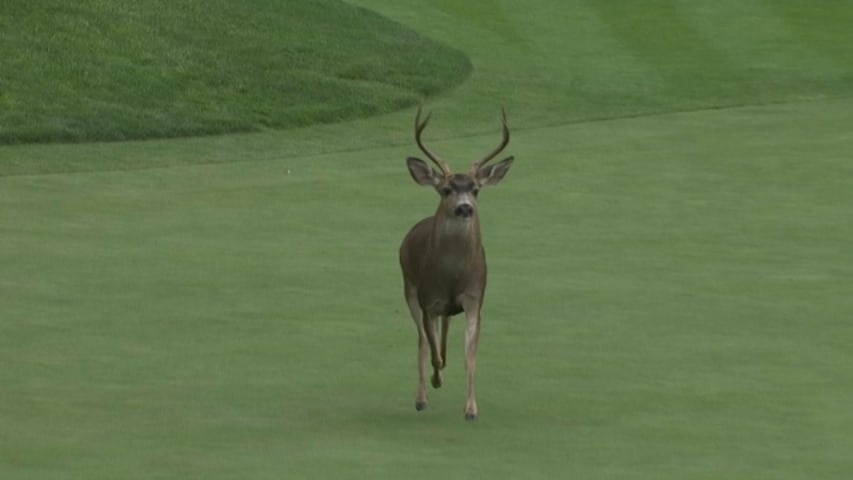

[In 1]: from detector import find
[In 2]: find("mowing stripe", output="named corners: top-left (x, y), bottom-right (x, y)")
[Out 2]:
top-left (680, 1), bottom-right (844, 75)
top-left (582, 0), bottom-right (738, 100)
top-left (771, 1), bottom-right (853, 67)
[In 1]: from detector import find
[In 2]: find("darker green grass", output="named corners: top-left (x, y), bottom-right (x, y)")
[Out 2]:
top-left (3, 0), bottom-right (853, 176)
top-left (581, 0), bottom-right (853, 109)
top-left (0, 0), bottom-right (471, 144)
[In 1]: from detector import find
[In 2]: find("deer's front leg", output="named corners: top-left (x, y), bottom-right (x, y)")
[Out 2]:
top-left (440, 315), bottom-right (450, 370)
top-left (461, 299), bottom-right (481, 420)
top-left (415, 321), bottom-right (429, 410)
top-left (423, 313), bottom-right (443, 389)
top-left (405, 290), bottom-right (428, 411)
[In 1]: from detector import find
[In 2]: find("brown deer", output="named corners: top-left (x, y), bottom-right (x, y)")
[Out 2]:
top-left (399, 107), bottom-right (514, 420)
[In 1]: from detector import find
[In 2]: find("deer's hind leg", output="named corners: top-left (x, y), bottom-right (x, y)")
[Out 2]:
top-left (404, 286), bottom-right (428, 411)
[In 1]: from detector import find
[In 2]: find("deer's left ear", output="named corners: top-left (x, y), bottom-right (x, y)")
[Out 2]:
top-left (477, 156), bottom-right (514, 186)
top-left (406, 157), bottom-right (442, 186)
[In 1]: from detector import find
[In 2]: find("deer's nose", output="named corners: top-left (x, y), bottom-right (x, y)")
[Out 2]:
top-left (454, 204), bottom-right (474, 217)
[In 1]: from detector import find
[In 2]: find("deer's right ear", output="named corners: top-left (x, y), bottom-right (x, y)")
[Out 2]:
top-left (406, 157), bottom-right (441, 186)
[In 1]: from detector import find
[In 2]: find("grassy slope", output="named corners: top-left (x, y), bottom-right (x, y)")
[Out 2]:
top-left (2, 1), bottom-right (853, 479)
top-left (2, 0), bottom-right (851, 176)
top-left (0, 0), bottom-right (470, 144)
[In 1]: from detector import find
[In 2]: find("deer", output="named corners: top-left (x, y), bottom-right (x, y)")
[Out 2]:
top-left (398, 107), bottom-right (514, 420)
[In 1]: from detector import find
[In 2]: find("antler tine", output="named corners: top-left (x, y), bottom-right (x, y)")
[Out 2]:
top-left (471, 107), bottom-right (510, 172)
top-left (415, 106), bottom-right (451, 176)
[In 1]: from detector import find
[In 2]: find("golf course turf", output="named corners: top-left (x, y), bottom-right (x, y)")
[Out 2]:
top-left (1, 1), bottom-right (852, 478)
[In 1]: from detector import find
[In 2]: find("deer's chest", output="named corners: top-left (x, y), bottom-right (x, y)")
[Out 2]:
top-left (418, 253), bottom-right (485, 316)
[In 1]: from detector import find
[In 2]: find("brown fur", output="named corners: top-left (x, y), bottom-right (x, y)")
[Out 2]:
top-left (398, 107), bottom-right (513, 420)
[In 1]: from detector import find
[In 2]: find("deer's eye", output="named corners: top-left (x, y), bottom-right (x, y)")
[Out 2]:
top-left (472, 188), bottom-right (480, 197)
top-left (441, 187), bottom-right (453, 197)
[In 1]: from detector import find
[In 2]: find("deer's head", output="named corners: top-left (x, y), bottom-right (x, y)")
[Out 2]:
top-left (406, 107), bottom-right (514, 220)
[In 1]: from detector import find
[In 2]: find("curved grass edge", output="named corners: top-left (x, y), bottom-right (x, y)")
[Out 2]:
top-left (0, 0), bottom-right (472, 145)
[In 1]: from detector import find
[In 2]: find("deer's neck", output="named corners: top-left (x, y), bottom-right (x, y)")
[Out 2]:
top-left (430, 215), bottom-right (482, 260)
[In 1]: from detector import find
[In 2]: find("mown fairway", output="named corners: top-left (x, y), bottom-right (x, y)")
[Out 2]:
top-left (2, 1), bottom-right (852, 479)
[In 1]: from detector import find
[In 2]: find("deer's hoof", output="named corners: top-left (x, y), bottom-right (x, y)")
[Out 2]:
top-left (415, 401), bottom-right (427, 411)
top-left (431, 372), bottom-right (442, 389)
top-left (465, 412), bottom-right (478, 421)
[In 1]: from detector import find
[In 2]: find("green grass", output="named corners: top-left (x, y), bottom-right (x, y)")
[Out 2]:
top-left (0, 0), bottom-right (470, 144)
top-left (2, 1), bottom-right (853, 479)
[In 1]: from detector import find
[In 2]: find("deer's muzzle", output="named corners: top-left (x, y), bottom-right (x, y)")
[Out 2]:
top-left (454, 204), bottom-right (474, 218)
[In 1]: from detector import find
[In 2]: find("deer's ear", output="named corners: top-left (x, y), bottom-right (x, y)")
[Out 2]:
top-left (477, 156), bottom-right (514, 186)
top-left (406, 157), bottom-right (441, 186)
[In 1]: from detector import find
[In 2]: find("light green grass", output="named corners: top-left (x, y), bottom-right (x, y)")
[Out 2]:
top-left (2, 1), bottom-right (853, 479)
top-left (2, 100), bottom-right (851, 479)
top-left (0, 0), bottom-right (470, 144)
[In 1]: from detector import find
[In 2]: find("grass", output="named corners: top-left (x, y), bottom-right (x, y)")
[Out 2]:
top-left (0, 0), bottom-right (470, 144)
top-left (2, 1), bottom-right (853, 479)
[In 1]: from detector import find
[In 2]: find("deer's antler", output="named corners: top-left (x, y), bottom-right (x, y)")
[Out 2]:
top-left (470, 108), bottom-right (510, 173)
top-left (415, 106), bottom-right (451, 177)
